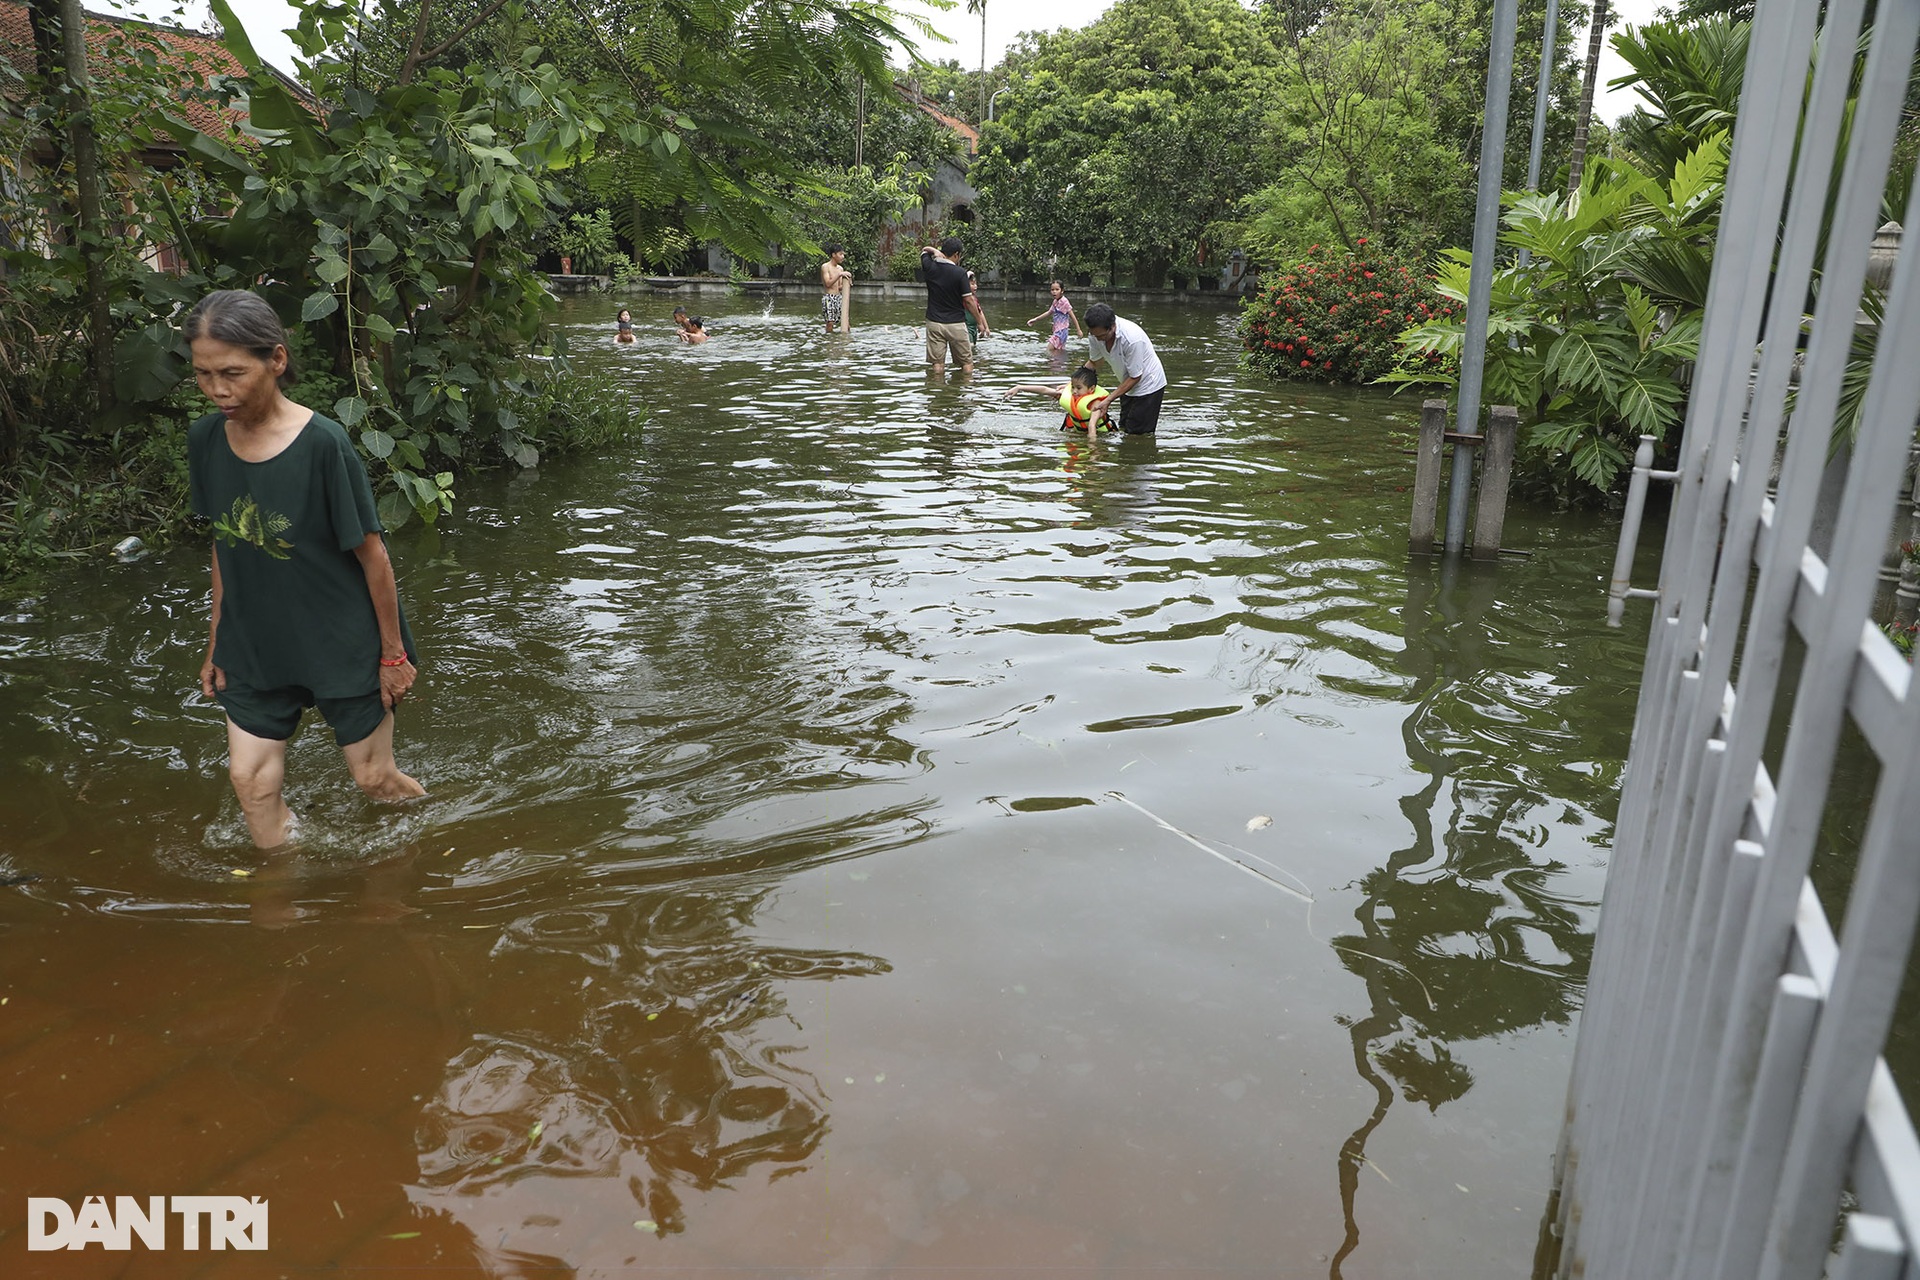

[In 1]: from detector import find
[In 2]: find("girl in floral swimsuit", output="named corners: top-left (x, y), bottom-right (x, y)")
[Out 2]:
top-left (1026, 280), bottom-right (1082, 351)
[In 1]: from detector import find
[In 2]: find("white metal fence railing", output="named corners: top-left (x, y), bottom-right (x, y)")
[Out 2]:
top-left (1545, 0), bottom-right (1920, 1271)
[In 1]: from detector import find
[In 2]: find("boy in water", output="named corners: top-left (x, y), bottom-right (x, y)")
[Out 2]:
top-left (821, 244), bottom-right (851, 333)
top-left (671, 306), bottom-right (709, 344)
top-left (1001, 365), bottom-right (1113, 439)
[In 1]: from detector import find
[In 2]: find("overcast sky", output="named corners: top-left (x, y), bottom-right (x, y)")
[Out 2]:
top-left (119, 0), bottom-right (1667, 123)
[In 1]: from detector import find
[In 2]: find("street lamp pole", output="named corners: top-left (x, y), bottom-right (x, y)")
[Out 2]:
top-left (979, 0), bottom-right (988, 125)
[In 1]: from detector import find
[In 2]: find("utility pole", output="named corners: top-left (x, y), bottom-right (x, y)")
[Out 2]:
top-left (1517, 0), bottom-right (1559, 270)
top-left (969, 0), bottom-right (987, 124)
top-left (1447, 0), bottom-right (1521, 554)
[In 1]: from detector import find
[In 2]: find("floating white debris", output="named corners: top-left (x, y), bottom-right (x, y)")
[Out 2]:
top-left (1246, 815), bottom-right (1273, 831)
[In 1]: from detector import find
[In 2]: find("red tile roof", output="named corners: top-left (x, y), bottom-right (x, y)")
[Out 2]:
top-left (895, 83), bottom-right (980, 156)
top-left (0, 1), bottom-right (266, 146)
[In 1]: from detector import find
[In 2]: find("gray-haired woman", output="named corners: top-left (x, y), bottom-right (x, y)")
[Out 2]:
top-left (184, 289), bottom-right (424, 847)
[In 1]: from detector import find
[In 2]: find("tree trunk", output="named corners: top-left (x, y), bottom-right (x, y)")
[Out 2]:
top-left (55, 0), bottom-right (114, 415)
top-left (1565, 0), bottom-right (1609, 196)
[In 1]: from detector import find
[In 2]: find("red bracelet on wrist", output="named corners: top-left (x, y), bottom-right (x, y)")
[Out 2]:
top-left (380, 655), bottom-right (409, 668)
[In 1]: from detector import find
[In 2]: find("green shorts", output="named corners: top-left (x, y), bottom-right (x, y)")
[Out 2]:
top-left (218, 682), bottom-right (388, 747)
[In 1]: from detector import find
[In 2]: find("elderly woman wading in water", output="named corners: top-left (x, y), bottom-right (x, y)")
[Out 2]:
top-left (186, 290), bottom-right (425, 848)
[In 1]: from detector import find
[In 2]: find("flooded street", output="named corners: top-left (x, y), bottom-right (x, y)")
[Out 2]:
top-left (0, 294), bottom-right (1648, 1276)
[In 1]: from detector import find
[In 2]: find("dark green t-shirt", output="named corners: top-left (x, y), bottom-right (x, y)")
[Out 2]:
top-left (188, 411), bottom-right (414, 697)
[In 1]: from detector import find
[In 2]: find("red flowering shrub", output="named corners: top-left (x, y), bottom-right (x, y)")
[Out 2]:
top-left (1238, 240), bottom-right (1455, 385)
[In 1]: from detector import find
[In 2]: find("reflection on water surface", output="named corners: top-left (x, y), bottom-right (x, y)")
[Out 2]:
top-left (0, 296), bottom-right (1648, 1277)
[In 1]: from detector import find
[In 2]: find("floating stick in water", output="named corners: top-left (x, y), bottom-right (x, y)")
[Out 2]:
top-left (1105, 791), bottom-right (1313, 904)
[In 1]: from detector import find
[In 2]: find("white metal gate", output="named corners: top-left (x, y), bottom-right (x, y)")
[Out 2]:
top-left (1545, 0), bottom-right (1920, 1272)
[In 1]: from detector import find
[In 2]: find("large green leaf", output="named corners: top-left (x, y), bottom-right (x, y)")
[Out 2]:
top-left (1615, 367), bottom-right (1684, 437)
top-left (207, 0), bottom-right (323, 160)
top-left (156, 112), bottom-right (258, 181)
top-left (1645, 313), bottom-right (1703, 362)
top-left (1621, 285), bottom-right (1659, 350)
top-left (1545, 329), bottom-right (1622, 395)
top-left (112, 322), bottom-right (191, 405)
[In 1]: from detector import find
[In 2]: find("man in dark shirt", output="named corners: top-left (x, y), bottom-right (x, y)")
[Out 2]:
top-left (921, 236), bottom-right (990, 374)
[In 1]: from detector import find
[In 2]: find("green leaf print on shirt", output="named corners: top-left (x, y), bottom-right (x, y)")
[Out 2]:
top-left (212, 495), bottom-right (295, 560)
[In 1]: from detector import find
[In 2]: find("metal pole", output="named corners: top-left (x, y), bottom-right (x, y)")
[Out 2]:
top-left (979, 0), bottom-right (989, 127)
top-left (1526, 0), bottom-right (1559, 192)
top-left (1446, 427), bottom-right (1480, 555)
top-left (1449, 0), bottom-right (1521, 553)
top-left (1608, 435), bottom-right (1657, 626)
top-left (1517, 0), bottom-right (1559, 271)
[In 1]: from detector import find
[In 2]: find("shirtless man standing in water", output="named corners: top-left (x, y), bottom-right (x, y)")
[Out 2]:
top-left (820, 244), bottom-right (852, 334)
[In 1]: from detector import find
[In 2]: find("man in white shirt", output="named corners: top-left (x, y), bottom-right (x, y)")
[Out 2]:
top-left (1083, 303), bottom-right (1167, 435)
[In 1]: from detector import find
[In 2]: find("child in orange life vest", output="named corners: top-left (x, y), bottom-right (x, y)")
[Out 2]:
top-left (1001, 365), bottom-right (1113, 439)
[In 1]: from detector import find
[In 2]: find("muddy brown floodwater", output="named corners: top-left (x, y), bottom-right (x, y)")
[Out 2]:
top-left (0, 295), bottom-right (1654, 1277)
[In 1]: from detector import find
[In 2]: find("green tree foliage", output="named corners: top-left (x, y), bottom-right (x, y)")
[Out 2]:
top-left (1375, 10), bottom-right (1904, 498)
top-left (1244, 0), bottom-right (1584, 263)
top-left (0, 4), bottom-right (230, 445)
top-left (1385, 139), bottom-right (1724, 495)
top-left (158, 0), bottom-right (640, 526)
top-left (347, 0), bottom-right (938, 266)
top-left (1244, 0), bottom-right (1475, 261)
top-left (2, 0), bottom-right (938, 575)
top-left (779, 157), bottom-right (930, 278)
top-left (0, 4), bottom-right (249, 570)
top-left (1608, 17), bottom-right (1747, 179)
top-left (968, 0), bottom-right (1279, 281)
top-left (747, 69), bottom-right (965, 275)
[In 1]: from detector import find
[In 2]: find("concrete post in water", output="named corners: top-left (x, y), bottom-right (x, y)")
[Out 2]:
top-left (1450, 0), bottom-right (1521, 553)
top-left (1409, 399), bottom-right (1448, 554)
top-left (1472, 406), bottom-right (1519, 559)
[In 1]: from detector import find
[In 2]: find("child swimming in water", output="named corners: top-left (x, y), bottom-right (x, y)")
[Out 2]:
top-left (671, 306), bottom-right (709, 345)
top-left (1001, 365), bottom-right (1112, 439)
top-left (615, 308), bottom-right (635, 343)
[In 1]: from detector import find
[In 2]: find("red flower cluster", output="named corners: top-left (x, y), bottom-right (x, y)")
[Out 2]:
top-left (1239, 241), bottom-right (1455, 386)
